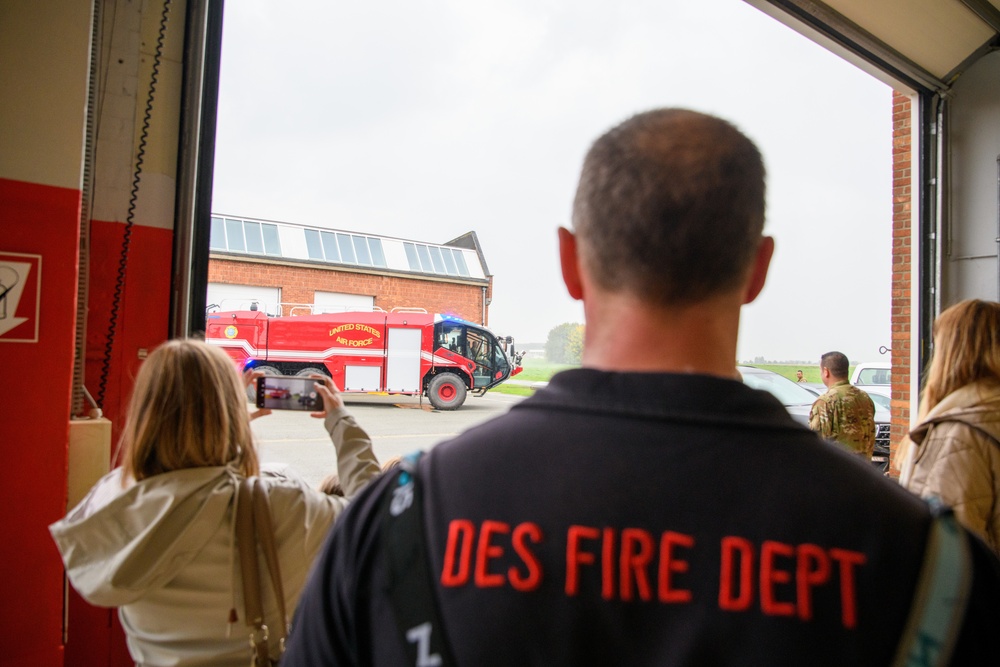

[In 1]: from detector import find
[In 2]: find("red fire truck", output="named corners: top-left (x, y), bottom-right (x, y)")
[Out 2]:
top-left (205, 307), bottom-right (523, 410)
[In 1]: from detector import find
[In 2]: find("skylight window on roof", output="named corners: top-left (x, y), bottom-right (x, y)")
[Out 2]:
top-left (321, 231), bottom-right (340, 262)
top-left (304, 229), bottom-right (323, 260)
top-left (403, 242), bottom-right (421, 271)
top-left (416, 244), bottom-right (433, 272)
top-left (337, 233), bottom-right (356, 263)
top-left (225, 219), bottom-right (246, 252)
top-left (452, 249), bottom-right (470, 276)
top-left (261, 224), bottom-right (281, 255)
top-left (441, 247), bottom-right (458, 274)
top-left (369, 238), bottom-right (387, 267)
top-left (428, 246), bottom-right (446, 273)
top-left (210, 217), bottom-right (226, 250)
top-left (353, 235), bottom-right (372, 265)
top-left (245, 221), bottom-right (265, 254)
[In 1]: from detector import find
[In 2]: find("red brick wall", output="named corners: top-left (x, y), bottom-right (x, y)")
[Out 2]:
top-left (890, 91), bottom-right (913, 472)
top-left (208, 256), bottom-right (492, 325)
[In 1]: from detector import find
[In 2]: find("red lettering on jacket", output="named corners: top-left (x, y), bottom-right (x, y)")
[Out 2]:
top-left (830, 548), bottom-right (866, 628)
top-left (620, 528), bottom-right (654, 601)
top-left (602, 527), bottom-right (616, 600)
top-left (796, 543), bottom-right (831, 621)
top-left (509, 522), bottom-right (543, 592)
top-left (760, 540), bottom-right (796, 617)
top-left (658, 531), bottom-right (694, 603)
top-left (474, 520), bottom-right (509, 588)
top-left (566, 525), bottom-right (600, 596)
top-left (719, 536), bottom-right (754, 611)
top-left (441, 519), bottom-right (475, 587)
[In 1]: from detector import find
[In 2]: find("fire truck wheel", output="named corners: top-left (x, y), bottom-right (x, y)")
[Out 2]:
top-left (295, 367), bottom-right (328, 378)
top-left (428, 373), bottom-right (467, 410)
top-left (245, 365), bottom-right (280, 401)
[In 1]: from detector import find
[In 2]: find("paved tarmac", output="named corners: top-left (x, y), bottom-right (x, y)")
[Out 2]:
top-left (250, 391), bottom-right (524, 487)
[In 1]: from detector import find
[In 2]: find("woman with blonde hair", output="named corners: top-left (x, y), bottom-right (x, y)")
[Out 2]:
top-left (50, 339), bottom-right (381, 666)
top-left (899, 299), bottom-right (1000, 555)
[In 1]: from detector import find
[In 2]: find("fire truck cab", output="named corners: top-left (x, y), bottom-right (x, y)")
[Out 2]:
top-left (206, 307), bottom-right (522, 410)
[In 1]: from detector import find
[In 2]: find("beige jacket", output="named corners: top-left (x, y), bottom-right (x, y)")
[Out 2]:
top-left (900, 380), bottom-right (1000, 556)
top-left (50, 408), bottom-right (380, 667)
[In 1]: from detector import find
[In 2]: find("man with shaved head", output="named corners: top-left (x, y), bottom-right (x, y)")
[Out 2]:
top-left (285, 109), bottom-right (1000, 666)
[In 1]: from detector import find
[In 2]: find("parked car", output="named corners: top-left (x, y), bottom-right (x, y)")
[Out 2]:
top-left (738, 367), bottom-right (890, 473)
top-left (861, 385), bottom-right (892, 474)
top-left (798, 382), bottom-right (826, 397)
top-left (737, 366), bottom-right (815, 426)
top-left (851, 361), bottom-right (891, 387)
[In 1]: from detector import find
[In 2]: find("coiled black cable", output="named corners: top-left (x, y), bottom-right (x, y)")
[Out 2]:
top-left (96, 0), bottom-right (173, 409)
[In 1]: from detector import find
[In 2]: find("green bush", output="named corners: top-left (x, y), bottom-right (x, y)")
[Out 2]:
top-left (545, 323), bottom-right (584, 364)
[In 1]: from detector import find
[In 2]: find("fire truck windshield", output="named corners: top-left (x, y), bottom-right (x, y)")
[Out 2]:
top-left (435, 322), bottom-right (511, 388)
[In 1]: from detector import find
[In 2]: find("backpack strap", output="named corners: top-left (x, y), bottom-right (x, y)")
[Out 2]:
top-left (381, 452), bottom-right (457, 667)
top-left (891, 503), bottom-right (972, 667)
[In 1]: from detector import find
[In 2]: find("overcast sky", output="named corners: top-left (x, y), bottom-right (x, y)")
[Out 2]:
top-left (212, 0), bottom-right (893, 365)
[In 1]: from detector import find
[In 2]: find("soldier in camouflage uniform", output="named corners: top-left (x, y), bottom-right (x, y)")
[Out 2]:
top-left (809, 350), bottom-right (876, 459)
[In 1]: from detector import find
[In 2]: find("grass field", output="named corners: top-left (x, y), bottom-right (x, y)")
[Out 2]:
top-left (751, 364), bottom-right (820, 383)
top-left (489, 358), bottom-right (576, 396)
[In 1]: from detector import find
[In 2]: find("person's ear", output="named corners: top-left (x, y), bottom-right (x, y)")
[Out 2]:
top-left (558, 227), bottom-right (584, 301)
top-left (743, 236), bottom-right (775, 305)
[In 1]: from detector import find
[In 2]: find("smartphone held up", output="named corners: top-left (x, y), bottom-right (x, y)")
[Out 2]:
top-left (256, 375), bottom-right (323, 411)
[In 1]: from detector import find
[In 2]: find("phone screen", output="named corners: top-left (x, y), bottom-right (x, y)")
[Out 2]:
top-left (255, 375), bottom-right (322, 411)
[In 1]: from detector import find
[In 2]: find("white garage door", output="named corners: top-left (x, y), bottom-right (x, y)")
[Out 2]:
top-left (206, 283), bottom-right (281, 316)
top-left (314, 291), bottom-right (374, 313)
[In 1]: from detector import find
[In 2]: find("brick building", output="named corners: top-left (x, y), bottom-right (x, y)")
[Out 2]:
top-left (206, 214), bottom-right (494, 325)
top-left (889, 92), bottom-right (913, 469)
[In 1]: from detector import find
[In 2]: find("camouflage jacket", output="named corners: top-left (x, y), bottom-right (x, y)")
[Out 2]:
top-left (809, 380), bottom-right (876, 458)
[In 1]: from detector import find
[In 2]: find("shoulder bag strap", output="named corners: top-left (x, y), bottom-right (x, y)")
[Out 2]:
top-left (891, 505), bottom-right (972, 667)
top-left (252, 477), bottom-right (288, 654)
top-left (381, 452), bottom-right (458, 667)
top-left (236, 477), bottom-right (271, 665)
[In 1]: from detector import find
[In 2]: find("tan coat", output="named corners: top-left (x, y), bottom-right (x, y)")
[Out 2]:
top-left (900, 380), bottom-right (1000, 556)
top-left (50, 408), bottom-right (380, 667)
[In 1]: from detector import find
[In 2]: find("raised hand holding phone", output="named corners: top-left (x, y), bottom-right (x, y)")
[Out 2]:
top-left (255, 375), bottom-right (324, 412)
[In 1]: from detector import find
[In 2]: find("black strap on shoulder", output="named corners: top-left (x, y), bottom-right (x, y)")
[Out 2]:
top-left (381, 452), bottom-right (458, 667)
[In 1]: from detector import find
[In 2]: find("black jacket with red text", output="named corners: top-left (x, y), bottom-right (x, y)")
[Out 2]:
top-left (283, 369), bottom-right (1000, 666)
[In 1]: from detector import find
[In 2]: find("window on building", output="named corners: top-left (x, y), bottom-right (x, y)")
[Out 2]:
top-left (353, 235), bottom-right (372, 265)
top-left (211, 216), bottom-right (473, 278)
top-left (225, 218), bottom-right (246, 252)
top-left (211, 217), bottom-right (283, 255)
top-left (403, 242), bottom-right (421, 271)
top-left (337, 233), bottom-right (356, 263)
top-left (261, 223), bottom-right (281, 255)
top-left (304, 229), bottom-right (323, 260)
top-left (244, 221), bottom-right (265, 254)
top-left (210, 217), bottom-right (227, 250)
top-left (416, 244), bottom-right (433, 272)
top-left (369, 238), bottom-right (387, 267)
top-left (321, 231), bottom-right (341, 262)
top-left (441, 247), bottom-right (458, 274)
top-left (401, 241), bottom-right (471, 276)
top-left (452, 249), bottom-right (470, 276)
top-left (428, 246), bottom-right (446, 273)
